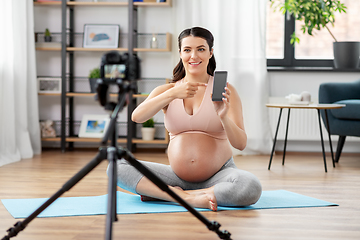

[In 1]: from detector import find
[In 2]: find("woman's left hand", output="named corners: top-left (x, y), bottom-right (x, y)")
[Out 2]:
top-left (213, 83), bottom-right (231, 119)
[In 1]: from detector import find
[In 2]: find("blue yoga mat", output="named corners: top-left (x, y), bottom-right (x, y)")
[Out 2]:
top-left (1, 190), bottom-right (338, 219)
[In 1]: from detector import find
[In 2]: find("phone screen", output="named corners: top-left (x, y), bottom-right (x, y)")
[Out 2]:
top-left (212, 71), bottom-right (228, 101)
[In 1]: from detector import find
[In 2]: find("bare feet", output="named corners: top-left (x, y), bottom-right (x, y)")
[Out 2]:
top-left (136, 179), bottom-right (218, 211)
top-left (170, 186), bottom-right (218, 211)
top-left (186, 192), bottom-right (218, 211)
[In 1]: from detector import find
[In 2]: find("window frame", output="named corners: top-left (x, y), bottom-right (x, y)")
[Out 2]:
top-left (267, 13), bottom-right (334, 68)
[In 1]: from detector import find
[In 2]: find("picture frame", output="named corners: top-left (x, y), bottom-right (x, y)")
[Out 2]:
top-left (37, 77), bottom-right (61, 93)
top-left (78, 114), bottom-right (110, 138)
top-left (83, 24), bottom-right (120, 48)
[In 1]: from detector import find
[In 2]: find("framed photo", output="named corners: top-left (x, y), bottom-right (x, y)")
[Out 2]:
top-left (38, 77), bottom-right (61, 93)
top-left (78, 114), bottom-right (110, 138)
top-left (83, 24), bottom-right (120, 48)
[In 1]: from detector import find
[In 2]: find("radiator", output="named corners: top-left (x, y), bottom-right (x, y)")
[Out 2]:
top-left (267, 97), bottom-right (360, 142)
top-left (267, 99), bottom-right (325, 141)
top-left (267, 98), bottom-right (360, 153)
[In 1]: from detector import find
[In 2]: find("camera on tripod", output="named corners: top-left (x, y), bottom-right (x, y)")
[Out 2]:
top-left (93, 51), bottom-right (140, 108)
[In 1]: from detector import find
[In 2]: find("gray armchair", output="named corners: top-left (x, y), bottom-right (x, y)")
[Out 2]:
top-left (318, 80), bottom-right (360, 162)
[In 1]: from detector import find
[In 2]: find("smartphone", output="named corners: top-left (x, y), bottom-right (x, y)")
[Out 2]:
top-left (212, 71), bottom-right (228, 101)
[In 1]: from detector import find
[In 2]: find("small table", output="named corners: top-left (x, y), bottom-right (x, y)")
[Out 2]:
top-left (266, 103), bottom-right (345, 172)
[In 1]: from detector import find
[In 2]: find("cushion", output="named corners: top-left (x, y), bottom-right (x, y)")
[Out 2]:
top-left (331, 100), bottom-right (360, 120)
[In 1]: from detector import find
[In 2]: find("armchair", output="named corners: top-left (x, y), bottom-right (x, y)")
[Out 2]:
top-left (318, 80), bottom-right (360, 162)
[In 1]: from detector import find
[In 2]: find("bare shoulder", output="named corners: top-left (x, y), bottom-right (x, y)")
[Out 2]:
top-left (227, 83), bottom-right (241, 101)
top-left (227, 82), bottom-right (237, 92)
top-left (227, 83), bottom-right (245, 128)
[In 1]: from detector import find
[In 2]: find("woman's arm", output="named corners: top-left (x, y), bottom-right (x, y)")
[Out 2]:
top-left (132, 81), bottom-right (207, 123)
top-left (214, 83), bottom-right (247, 150)
top-left (131, 84), bottom-right (175, 123)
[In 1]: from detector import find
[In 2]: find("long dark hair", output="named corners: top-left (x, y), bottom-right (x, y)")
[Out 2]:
top-left (172, 27), bottom-right (216, 82)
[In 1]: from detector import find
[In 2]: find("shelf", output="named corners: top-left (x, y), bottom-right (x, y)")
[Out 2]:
top-left (42, 137), bottom-right (168, 144)
top-left (41, 137), bottom-right (125, 143)
top-left (66, 93), bottom-right (95, 97)
top-left (36, 46), bottom-right (170, 52)
top-left (65, 93), bottom-right (149, 98)
top-left (35, 47), bottom-right (61, 51)
top-left (66, 32), bottom-right (171, 52)
top-left (133, 94), bottom-right (149, 98)
top-left (66, 47), bottom-right (123, 52)
top-left (39, 92), bottom-right (150, 98)
top-left (66, 137), bottom-right (126, 143)
top-left (35, 31), bottom-right (171, 52)
top-left (41, 137), bottom-right (61, 142)
top-left (34, 1), bottom-right (172, 7)
top-left (66, 92), bottom-right (121, 98)
top-left (67, 2), bottom-right (127, 6)
top-left (34, 1), bottom-right (61, 6)
top-left (38, 92), bottom-right (62, 96)
top-left (67, 1), bottom-right (171, 7)
top-left (132, 138), bottom-right (168, 144)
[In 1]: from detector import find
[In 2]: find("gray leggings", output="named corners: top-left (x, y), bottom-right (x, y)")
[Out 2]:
top-left (112, 157), bottom-right (262, 207)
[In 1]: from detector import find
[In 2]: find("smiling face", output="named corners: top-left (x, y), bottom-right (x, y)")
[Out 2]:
top-left (179, 36), bottom-right (213, 77)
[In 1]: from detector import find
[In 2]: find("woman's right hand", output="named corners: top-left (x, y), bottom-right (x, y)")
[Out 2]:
top-left (131, 81), bottom-right (206, 123)
top-left (171, 81), bottom-right (207, 99)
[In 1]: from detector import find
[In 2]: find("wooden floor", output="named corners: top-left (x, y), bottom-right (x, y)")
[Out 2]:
top-left (0, 149), bottom-right (359, 240)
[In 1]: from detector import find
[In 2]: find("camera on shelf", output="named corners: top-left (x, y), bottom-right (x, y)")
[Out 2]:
top-left (94, 51), bottom-right (140, 107)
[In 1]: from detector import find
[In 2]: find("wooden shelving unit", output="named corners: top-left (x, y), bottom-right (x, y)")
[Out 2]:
top-left (35, 0), bottom-right (171, 150)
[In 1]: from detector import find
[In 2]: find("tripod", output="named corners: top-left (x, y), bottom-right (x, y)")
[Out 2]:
top-left (2, 81), bottom-right (232, 240)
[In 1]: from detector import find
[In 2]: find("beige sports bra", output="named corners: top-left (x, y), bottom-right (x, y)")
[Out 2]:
top-left (164, 76), bottom-right (227, 140)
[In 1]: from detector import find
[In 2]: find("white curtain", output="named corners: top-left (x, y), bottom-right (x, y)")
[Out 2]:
top-left (173, 0), bottom-right (273, 155)
top-left (0, 1), bottom-right (41, 167)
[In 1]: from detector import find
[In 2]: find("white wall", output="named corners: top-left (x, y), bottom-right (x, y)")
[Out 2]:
top-left (269, 71), bottom-right (360, 98)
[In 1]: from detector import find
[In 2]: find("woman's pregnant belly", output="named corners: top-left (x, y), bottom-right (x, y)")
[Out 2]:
top-left (167, 132), bottom-right (232, 182)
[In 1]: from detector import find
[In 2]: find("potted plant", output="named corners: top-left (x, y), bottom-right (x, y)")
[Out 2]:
top-left (44, 28), bottom-right (52, 42)
top-left (270, 0), bottom-right (360, 69)
top-left (141, 118), bottom-right (156, 141)
top-left (88, 67), bottom-right (101, 93)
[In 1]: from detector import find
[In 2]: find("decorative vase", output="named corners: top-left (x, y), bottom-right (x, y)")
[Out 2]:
top-left (44, 36), bottom-right (52, 42)
top-left (88, 78), bottom-right (100, 93)
top-left (333, 41), bottom-right (360, 69)
top-left (141, 127), bottom-right (155, 141)
top-left (150, 36), bottom-right (158, 49)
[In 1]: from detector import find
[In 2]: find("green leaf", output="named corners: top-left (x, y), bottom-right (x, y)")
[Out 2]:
top-left (142, 118), bottom-right (155, 128)
top-left (268, 0), bottom-right (347, 44)
top-left (89, 68), bottom-right (100, 78)
top-left (290, 32), bottom-right (300, 45)
top-left (45, 28), bottom-right (51, 37)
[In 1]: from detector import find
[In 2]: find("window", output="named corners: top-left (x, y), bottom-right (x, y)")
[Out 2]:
top-left (266, 0), bottom-right (360, 68)
top-left (266, 0), bottom-right (284, 59)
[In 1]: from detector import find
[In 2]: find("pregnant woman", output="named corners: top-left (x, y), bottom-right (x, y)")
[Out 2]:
top-left (113, 27), bottom-right (262, 211)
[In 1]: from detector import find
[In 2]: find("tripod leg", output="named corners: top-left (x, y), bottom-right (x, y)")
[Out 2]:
top-left (105, 147), bottom-right (118, 240)
top-left (2, 148), bottom-right (108, 240)
top-left (117, 148), bottom-right (232, 240)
